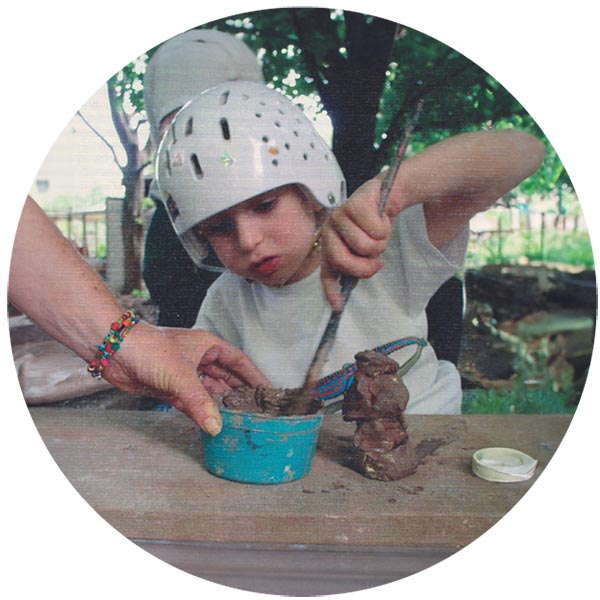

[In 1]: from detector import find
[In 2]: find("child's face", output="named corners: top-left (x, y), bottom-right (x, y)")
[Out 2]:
top-left (198, 186), bottom-right (321, 286)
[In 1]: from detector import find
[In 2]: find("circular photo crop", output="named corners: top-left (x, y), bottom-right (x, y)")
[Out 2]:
top-left (7, 5), bottom-right (596, 598)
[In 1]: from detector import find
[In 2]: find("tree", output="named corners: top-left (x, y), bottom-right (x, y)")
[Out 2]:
top-left (79, 59), bottom-right (153, 293)
top-left (209, 8), bottom-right (563, 194)
top-left (88, 7), bottom-right (570, 291)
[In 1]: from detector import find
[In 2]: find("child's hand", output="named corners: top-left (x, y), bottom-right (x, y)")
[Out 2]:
top-left (321, 177), bottom-right (392, 311)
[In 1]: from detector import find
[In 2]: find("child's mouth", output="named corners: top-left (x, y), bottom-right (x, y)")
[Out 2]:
top-left (253, 256), bottom-right (281, 276)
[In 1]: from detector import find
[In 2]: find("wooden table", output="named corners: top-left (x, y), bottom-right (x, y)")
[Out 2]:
top-left (29, 408), bottom-right (571, 595)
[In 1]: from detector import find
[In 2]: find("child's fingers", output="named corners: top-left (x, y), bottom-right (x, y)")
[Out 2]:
top-left (331, 197), bottom-right (391, 242)
top-left (321, 259), bottom-right (345, 311)
top-left (329, 213), bottom-right (389, 258)
top-left (321, 226), bottom-right (385, 279)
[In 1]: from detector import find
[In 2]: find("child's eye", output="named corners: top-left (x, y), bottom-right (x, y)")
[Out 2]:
top-left (254, 198), bottom-right (277, 213)
top-left (202, 220), bottom-right (233, 237)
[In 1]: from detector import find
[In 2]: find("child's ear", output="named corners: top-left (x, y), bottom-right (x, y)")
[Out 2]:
top-left (296, 186), bottom-right (326, 217)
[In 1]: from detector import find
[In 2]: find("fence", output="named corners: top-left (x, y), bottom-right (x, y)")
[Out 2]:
top-left (468, 206), bottom-right (591, 268)
top-left (48, 208), bottom-right (107, 259)
top-left (46, 200), bottom-right (140, 294)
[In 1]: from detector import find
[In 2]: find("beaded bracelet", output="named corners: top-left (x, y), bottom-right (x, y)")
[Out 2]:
top-left (87, 309), bottom-right (140, 379)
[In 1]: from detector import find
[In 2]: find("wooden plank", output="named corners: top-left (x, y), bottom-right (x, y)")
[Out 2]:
top-left (29, 408), bottom-right (570, 550)
top-left (133, 540), bottom-right (455, 596)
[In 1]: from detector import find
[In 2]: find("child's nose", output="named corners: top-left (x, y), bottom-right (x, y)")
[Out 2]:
top-left (235, 216), bottom-right (263, 253)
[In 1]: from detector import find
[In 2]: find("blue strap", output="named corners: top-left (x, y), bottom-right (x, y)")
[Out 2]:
top-left (313, 336), bottom-right (427, 402)
top-left (154, 336), bottom-right (427, 411)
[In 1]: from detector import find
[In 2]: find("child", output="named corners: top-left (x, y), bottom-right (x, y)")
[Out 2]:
top-left (143, 29), bottom-right (264, 327)
top-left (156, 81), bottom-right (545, 414)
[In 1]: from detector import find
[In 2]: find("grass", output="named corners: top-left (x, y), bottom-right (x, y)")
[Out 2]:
top-left (462, 379), bottom-right (578, 415)
top-left (466, 229), bottom-right (594, 270)
top-left (462, 225), bottom-right (592, 415)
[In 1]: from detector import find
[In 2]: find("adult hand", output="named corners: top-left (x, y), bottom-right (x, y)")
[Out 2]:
top-left (103, 321), bottom-right (270, 436)
top-left (320, 177), bottom-right (392, 311)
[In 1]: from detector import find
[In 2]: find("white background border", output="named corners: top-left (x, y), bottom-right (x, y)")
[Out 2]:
top-left (2, 2), bottom-right (598, 598)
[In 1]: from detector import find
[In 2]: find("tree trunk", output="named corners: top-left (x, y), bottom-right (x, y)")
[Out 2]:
top-left (292, 10), bottom-right (397, 194)
top-left (121, 160), bottom-right (144, 293)
top-left (106, 82), bottom-right (151, 294)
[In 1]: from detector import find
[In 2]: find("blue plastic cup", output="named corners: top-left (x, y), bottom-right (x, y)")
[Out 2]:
top-left (200, 408), bottom-right (323, 484)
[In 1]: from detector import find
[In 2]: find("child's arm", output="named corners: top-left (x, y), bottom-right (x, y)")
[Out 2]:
top-left (321, 129), bottom-right (545, 309)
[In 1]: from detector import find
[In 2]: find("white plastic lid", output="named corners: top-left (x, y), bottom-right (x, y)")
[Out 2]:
top-left (472, 447), bottom-right (538, 482)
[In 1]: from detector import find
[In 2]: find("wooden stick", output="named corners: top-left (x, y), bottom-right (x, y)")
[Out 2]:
top-left (299, 98), bottom-right (425, 400)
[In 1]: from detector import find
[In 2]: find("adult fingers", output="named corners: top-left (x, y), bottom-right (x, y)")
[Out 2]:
top-left (199, 343), bottom-right (270, 388)
top-left (168, 374), bottom-right (223, 436)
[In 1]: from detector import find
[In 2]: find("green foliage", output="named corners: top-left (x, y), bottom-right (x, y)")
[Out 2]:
top-left (42, 187), bottom-right (107, 213)
top-left (203, 7), bottom-right (569, 196)
top-left (104, 7), bottom-right (574, 212)
top-left (465, 220), bottom-right (594, 269)
top-left (130, 288), bottom-right (149, 298)
top-left (540, 231), bottom-right (594, 267)
top-left (462, 379), bottom-right (577, 414)
top-left (108, 57), bottom-right (146, 115)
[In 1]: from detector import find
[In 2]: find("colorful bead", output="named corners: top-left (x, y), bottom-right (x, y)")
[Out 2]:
top-left (87, 309), bottom-right (140, 379)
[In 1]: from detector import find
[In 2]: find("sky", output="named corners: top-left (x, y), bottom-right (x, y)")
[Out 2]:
top-left (30, 73), bottom-right (333, 212)
top-left (31, 83), bottom-right (127, 209)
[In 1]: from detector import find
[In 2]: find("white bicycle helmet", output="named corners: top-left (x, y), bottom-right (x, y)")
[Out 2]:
top-left (156, 81), bottom-right (347, 269)
top-left (144, 28), bottom-right (264, 144)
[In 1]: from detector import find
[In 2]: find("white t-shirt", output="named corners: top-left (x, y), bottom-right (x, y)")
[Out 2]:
top-left (194, 205), bottom-right (468, 414)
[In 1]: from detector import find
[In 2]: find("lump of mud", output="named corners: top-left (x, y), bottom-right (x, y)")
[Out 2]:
top-left (342, 350), bottom-right (417, 481)
top-left (214, 350), bottom-right (418, 481)
top-left (356, 443), bottom-right (418, 482)
top-left (353, 417), bottom-right (408, 452)
top-left (214, 384), bottom-right (323, 417)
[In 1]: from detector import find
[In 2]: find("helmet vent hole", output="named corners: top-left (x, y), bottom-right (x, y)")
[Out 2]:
top-left (219, 91), bottom-right (230, 105)
top-left (190, 154), bottom-right (204, 180)
top-left (274, 121), bottom-right (281, 127)
top-left (303, 153), bottom-right (308, 160)
top-left (185, 117), bottom-right (193, 136)
top-left (220, 118), bottom-right (231, 140)
top-left (165, 150), bottom-right (172, 177)
top-left (272, 159), bottom-right (279, 166)
top-left (255, 112), bottom-right (262, 118)
top-left (284, 143), bottom-right (290, 150)
top-left (262, 136), bottom-right (269, 143)
top-left (293, 130), bottom-right (299, 137)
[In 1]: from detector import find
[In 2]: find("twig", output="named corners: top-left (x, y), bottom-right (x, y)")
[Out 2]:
top-left (378, 98), bottom-right (424, 215)
top-left (76, 110), bottom-right (123, 171)
top-left (299, 99), bottom-right (425, 399)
